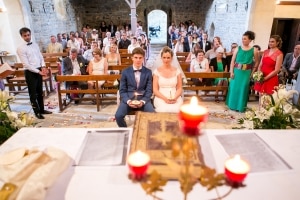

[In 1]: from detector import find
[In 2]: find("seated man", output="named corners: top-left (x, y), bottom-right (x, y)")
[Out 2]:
top-left (62, 48), bottom-right (88, 101)
top-left (46, 35), bottom-right (63, 53)
top-left (279, 43), bottom-right (300, 84)
top-left (115, 47), bottom-right (154, 127)
top-left (83, 41), bottom-right (98, 64)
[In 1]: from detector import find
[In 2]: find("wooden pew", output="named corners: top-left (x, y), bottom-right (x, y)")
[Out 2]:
top-left (56, 74), bottom-right (121, 112)
top-left (120, 53), bottom-right (133, 65)
top-left (118, 49), bottom-right (128, 54)
top-left (180, 62), bottom-right (190, 72)
top-left (108, 64), bottom-right (129, 73)
top-left (183, 72), bottom-right (230, 100)
top-left (176, 52), bottom-right (189, 62)
top-left (5, 67), bottom-right (53, 96)
top-left (42, 52), bottom-right (68, 58)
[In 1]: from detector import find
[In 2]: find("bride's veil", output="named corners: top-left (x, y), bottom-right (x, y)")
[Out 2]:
top-left (151, 48), bottom-right (187, 84)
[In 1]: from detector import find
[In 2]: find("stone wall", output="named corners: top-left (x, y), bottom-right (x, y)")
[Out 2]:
top-left (23, 0), bottom-right (251, 51)
top-left (71, 0), bottom-right (250, 50)
top-left (21, 0), bottom-right (78, 52)
top-left (204, 0), bottom-right (252, 51)
top-left (71, 0), bottom-right (213, 33)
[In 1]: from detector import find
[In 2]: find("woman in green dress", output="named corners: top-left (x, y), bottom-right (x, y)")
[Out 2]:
top-left (226, 31), bottom-right (259, 112)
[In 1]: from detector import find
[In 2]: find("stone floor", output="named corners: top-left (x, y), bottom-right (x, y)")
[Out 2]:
top-left (7, 44), bottom-right (259, 129)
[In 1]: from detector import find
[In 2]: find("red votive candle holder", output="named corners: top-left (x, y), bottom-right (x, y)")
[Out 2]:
top-left (179, 96), bottom-right (208, 136)
top-left (224, 155), bottom-right (250, 183)
top-left (127, 150), bottom-right (150, 180)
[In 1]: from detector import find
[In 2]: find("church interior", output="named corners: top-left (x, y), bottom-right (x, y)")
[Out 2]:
top-left (0, 0), bottom-right (300, 199)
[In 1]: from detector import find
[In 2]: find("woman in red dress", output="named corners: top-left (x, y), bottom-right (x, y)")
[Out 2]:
top-left (254, 35), bottom-right (283, 95)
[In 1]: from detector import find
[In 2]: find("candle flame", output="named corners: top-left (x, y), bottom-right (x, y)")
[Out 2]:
top-left (233, 154), bottom-right (241, 161)
top-left (190, 96), bottom-right (198, 106)
top-left (127, 150), bottom-right (150, 167)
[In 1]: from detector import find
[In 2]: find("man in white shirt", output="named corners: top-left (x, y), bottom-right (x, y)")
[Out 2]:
top-left (67, 33), bottom-right (80, 53)
top-left (128, 37), bottom-right (140, 53)
top-left (83, 41), bottom-right (98, 63)
top-left (102, 32), bottom-right (111, 48)
top-left (46, 35), bottom-right (63, 53)
top-left (17, 27), bottom-right (52, 119)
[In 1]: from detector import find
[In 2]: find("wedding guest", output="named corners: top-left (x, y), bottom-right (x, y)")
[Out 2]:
top-left (91, 29), bottom-right (99, 41)
top-left (128, 37), bottom-right (140, 53)
top-left (190, 49), bottom-right (211, 86)
top-left (199, 33), bottom-right (211, 53)
top-left (46, 35), bottom-right (63, 53)
top-left (106, 43), bottom-right (121, 66)
top-left (210, 47), bottom-right (228, 102)
top-left (87, 48), bottom-right (108, 103)
top-left (118, 33), bottom-right (131, 49)
top-left (57, 33), bottom-right (67, 50)
top-left (81, 27), bottom-right (92, 44)
top-left (108, 21), bottom-right (117, 37)
top-left (17, 27), bottom-right (52, 119)
top-left (278, 43), bottom-right (300, 84)
top-left (185, 43), bottom-right (201, 63)
top-left (99, 21), bottom-right (108, 39)
top-left (153, 46), bottom-right (183, 112)
top-left (254, 35), bottom-right (283, 95)
top-left (115, 47), bottom-right (154, 127)
top-left (226, 31), bottom-right (259, 112)
top-left (226, 43), bottom-right (238, 67)
top-left (67, 33), bottom-right (80, 53)
top-left (293, 68), bottom-right (300, 106)
top-left (83, 41), bottom-right (98, 63)
top-left (62, 48), bottom-right (88, 101)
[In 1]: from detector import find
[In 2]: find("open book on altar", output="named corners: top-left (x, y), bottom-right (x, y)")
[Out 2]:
top-left (0, 63), bottom-right (15, 79)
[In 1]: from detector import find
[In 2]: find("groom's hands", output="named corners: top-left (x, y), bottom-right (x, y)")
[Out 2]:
top-left (128, 100), bottom-right (144, 108)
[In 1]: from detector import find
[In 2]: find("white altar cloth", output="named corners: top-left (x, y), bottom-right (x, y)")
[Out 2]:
top-left (0, 128), bottom-right (299, 200)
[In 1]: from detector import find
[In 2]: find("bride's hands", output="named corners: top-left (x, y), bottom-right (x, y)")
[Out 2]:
top-left (164, 98), bottom-right (176, 104)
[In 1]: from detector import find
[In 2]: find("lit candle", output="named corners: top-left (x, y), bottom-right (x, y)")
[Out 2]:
top-left (224, 155), bottom-right (250, 183)
top-left (179, 96), bottom-right (208, 136)
top-left (127, 150), bottom-right (150, 180)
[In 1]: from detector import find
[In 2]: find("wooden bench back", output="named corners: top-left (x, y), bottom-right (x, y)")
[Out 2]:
top-left (184, 72), bottom-right (230, 79)
top-left (180, 62), bottom-right (190, 72)
top-left (13, 63), bottom-right (24, 70)
top-left (108, 64), bottom-right (129, 72)
top-left (120, 53), bottom-right (133, 65)
top-left (176, 52), bottom-right (189, 62)
top-left (42, 52), bottom-right (68, 58)
top-left (183, 72), bottom-right (230, 97)
top-left (119, 49), bottom-right (128, 54)
top-left (56, 74), bottom-right (121, 82)
top-left (56, 74), bottom-right (121, 111)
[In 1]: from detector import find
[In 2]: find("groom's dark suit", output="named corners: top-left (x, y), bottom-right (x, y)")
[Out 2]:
top-left (115, 66), bottom-right (154, 127)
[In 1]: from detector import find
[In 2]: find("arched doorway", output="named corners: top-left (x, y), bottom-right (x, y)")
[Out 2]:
top-left (147, 10), bottom-right (167, 44)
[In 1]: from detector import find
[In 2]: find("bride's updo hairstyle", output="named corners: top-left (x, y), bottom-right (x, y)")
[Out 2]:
top-left (160, 46), bottom-right (174, 58)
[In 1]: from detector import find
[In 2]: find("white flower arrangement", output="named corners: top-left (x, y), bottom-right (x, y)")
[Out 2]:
top-left (252, 71), bottom-right (264, 83)
top-left (0, 91), bottom-right (35, 144)
top-left (238, 85), bottom-right (300, 129)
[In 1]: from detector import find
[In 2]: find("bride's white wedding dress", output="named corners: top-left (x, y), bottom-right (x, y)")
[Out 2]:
top-left (151, 50), bottom-right (187, 84)
top-left (153, 68), bottom-right (183, 113)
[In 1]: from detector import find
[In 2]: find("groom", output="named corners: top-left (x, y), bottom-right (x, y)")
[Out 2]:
top-left (115, 47), bottom-right (154, 127)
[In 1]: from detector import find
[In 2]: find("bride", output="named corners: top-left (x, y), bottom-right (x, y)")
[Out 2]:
top-left (152, 46), bottom-right (183, 112)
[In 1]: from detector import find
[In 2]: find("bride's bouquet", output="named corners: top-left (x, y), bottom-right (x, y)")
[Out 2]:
top-left (252, 71), bottom-right (264, 83)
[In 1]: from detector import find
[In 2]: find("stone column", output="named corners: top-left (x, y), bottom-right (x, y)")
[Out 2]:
top-left (125, 0), bottom-right (141, 35)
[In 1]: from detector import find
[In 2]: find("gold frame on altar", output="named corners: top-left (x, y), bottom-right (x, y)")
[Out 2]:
top-left (130, 111), bottom-right (205, 179)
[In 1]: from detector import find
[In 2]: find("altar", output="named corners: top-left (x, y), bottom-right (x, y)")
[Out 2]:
top-left (0, 128), bottom-right (300, 200)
